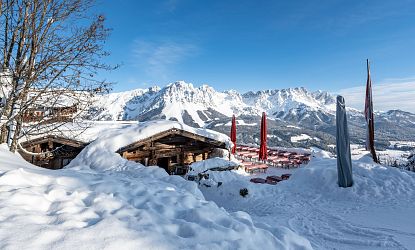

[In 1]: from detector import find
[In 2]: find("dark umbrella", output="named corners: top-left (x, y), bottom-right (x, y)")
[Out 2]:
top-left (230, 115), bottom-right (237, 154)
top-left (365, 59), bottom-right (378, 163)
top-left (336, 95), bottom-right (353, 188)
top-left (259, 112), bottom-right (267, 161)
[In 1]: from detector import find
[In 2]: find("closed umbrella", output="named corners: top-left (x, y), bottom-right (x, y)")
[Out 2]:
top-left (259, 112), bottom-right (267, 160)
top-left (336, 95), bottom-right (353, 188)
top-left (365, 59), bottom-right (378, 163)
top-left (230, 115), bottom-right (237, 154)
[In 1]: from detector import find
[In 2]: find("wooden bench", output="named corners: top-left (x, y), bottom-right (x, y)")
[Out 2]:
top-left (250, 178), bottom-right (266, 183)
top-left (245, 164), bottom-right (268, 174)
top-left (266, 175), bottom-right (282, 185)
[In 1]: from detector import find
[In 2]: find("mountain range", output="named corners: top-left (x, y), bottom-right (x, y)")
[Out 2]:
top-left (86, 81), bottom-right (415, 151)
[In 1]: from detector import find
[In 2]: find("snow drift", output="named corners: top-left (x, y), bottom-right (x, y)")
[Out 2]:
top-left (0, 122), bottom-right (311, 249)
top-left (67, 120), bottom-right (232, 171)
top-left (200, 151), bottom-right (415, 249)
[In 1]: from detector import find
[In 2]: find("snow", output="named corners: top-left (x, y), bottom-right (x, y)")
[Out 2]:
top-left (0, 143), bottom-right (309, 249)
top-left (198, 151), bottom-right (415, 249)
top-left (389, 141), bottom-right (415, 149)
top-left (91, 87), bottom-right (160, 121)
top-left (67, 120), bottom-right (232, 171)
top-left (87, 81), bottom-right (339, 124)
top-left (313, 136), bottom-right (321, 142)
top-left (3, 118), bottom-right (415, 249)
top-left (291, 133), bottom-right (312, 142)
top-left (161, 102), bottom-right (206, 127)
top-left (223, 119), bottom-right (257, 126)
top-left (20, 120), bottom-right (232, 153)
top-left (350, 144), bottom-right (411, 165)
top-left (19, 120), bottom-right (139, 145)
top-left (187, 158), bottom-right (239, 175)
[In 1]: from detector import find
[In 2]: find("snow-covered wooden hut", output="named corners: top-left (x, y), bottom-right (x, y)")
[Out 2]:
top-left (116, 121), bottom-right (231, 175)
top-left (18, 135), bottom-right (87, 169)
top-left (16, 120), bottom-right (231, 173)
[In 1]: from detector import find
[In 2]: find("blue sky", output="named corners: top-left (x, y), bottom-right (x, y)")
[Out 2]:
top-left (96, 0), bottom-right (415, 99)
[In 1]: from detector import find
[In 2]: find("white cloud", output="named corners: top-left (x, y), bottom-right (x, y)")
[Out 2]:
top-left (132, 40), bottom-right (197, 81)
top-left (338, 80), bottom-right (415, 112)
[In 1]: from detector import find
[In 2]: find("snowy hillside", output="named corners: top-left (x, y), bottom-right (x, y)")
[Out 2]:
top-left (2, 123), bottom-right (415, 249)
top-left (199, 151), bottom-right (415, 249)
top-left (0, 142), bottom-right (310, 249)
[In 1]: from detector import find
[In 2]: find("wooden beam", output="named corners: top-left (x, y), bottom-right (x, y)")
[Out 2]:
top-left (21, 135), bottom-right (86, 148)
top-left (117, 128), bottom-right (227, 153)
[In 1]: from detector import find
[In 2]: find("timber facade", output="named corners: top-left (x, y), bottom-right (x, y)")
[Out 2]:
top-left (117, 128), bottom-right (228, 175)
top-left (18, 136), bottom-right (86, 169)
top-left (22, 105), bottom-right (77, 123)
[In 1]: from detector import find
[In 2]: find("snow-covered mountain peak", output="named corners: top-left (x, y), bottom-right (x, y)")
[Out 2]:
top-left (160, 81), bottom-right (222, 106)
top-left (241, 87), bottom-right (336, 117)
top-left (88, 81), bottom-right (360, 127)
top-left (148, 86), bottom-right (161, 92)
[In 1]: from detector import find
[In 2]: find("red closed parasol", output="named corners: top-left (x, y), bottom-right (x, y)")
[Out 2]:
top-left (230, 115), bottom-right (237, 154)
top-left (259, 112), bottom-right (267, 160)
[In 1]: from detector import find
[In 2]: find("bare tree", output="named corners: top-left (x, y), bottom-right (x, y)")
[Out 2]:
top-left (0, 0), bottom-right (115, 151)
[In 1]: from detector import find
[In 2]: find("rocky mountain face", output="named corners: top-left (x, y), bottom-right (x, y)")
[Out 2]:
top-left (86, 81), bottom-right (415, 151)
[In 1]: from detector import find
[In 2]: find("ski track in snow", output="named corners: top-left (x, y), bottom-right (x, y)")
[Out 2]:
top-left (200, 155), bottom-right (415, 250)
top-left (211, 191), bottom-right (410, 249)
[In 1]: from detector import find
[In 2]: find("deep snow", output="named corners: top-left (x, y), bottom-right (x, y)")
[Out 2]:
top-left (200, 152), bottom-right (415, 249)
top-left (2, 120), bottom-right (415, 249)
top-left (0, 123), bottom-right (310, 250)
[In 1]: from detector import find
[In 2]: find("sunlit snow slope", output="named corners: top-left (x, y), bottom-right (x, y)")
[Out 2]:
top-left (0, 133), bottom-right (311, 250)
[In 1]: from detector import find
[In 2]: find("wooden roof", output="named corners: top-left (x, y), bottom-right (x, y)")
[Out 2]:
top-left (21, 135), bottom-right (87, 148)
top-left (117, 128), bottom-right (227, 153)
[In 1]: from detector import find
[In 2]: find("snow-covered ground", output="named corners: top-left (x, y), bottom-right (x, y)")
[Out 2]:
top-left (389, 141), bottom-right (415, 149)
top-left (223, 120), bottom-right (257, 126)
top-left (198, 150), bottom-right (415, 249)
top-left (291, 134), bottom-right (312, 142)
top-left (351, 144), bottom-right (412, 165)
top-left (0, 125), bottom-right (310, 249)
top-left (1, 121), bottom-right (415, 249)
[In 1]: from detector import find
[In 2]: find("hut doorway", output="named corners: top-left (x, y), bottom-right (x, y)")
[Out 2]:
top-left (157, 157), bottom-right (169, 173)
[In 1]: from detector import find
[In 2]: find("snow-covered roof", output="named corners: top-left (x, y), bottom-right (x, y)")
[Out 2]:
top-left (117, 120), bottom-right (231, 152)
top-left (66, 120), bottom-right (231, 171)
top-left (20, 120), bottom-right (232, 150)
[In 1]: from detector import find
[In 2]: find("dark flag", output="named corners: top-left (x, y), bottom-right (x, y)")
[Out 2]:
top-left (336, 95), bottom-right (353, 187)
top-left (365, 59), bottom-right (378, 163)
top-left (259, 112), bottom-right (268, 160)
top-left (230, 115), bottom-right (237, 154)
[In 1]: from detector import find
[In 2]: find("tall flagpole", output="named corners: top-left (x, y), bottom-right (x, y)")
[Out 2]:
top-left (365, 59), bottom-right (378, 163)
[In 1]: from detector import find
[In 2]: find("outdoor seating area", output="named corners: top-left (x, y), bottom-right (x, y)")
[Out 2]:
top-left (243, 162), bottom-right (268, 174)
top-left (235, 145), bottom-right (311, 173)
